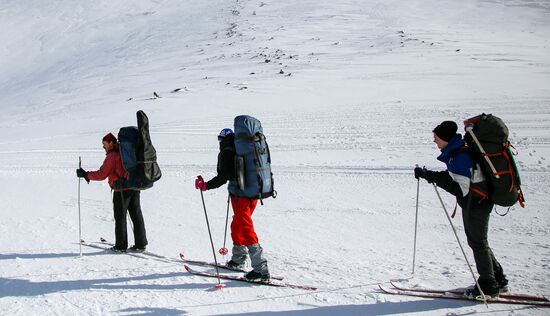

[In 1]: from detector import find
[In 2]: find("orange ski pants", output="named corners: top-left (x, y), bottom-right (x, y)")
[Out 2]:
top-left (230, 196), bottom-right (259, 246)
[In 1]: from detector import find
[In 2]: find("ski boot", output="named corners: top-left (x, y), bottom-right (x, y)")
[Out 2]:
top-left (226, 260), bottom-right (245, 270)
top-left (129, 245), bottom-right (146, 253)
top-left (109, 246), bottom-right (127, 253)
top-left (245, 270), bottom-right (270, 281)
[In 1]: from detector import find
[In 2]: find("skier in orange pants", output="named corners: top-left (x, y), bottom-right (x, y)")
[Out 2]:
top-left (195, 128), bottom-right (269, 281)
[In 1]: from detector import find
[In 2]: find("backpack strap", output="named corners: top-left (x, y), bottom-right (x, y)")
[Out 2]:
top-left (450, 145), bottom-right (469, 157)
top-left (470, 187), bottom-right (490, 202)
top-left (469, 164), bottom-right (490, 204)
top-left (252, 133), bottom-right (265, 204)
top-left (220, 146), bottom-right (235, 178)
top-left (451, 201), bottom-right (458, 218)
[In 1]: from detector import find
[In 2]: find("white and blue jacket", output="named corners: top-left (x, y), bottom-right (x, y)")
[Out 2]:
top-left (430, 134), bottom-right (488, 208)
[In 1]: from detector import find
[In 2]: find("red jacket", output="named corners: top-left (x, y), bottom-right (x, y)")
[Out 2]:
top-left (87, 149), bottom-right (127, 190)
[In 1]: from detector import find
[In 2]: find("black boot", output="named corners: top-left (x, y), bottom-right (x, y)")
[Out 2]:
top-left (226, 260), bottom-right (245, 270)
top-left (109, 246), bottom-right (127, 253)
top-left (464, 280), bottom-right (499, 299)
top-left (496, 275), bottom-right (509, 293)
top-left (129, 245), bottom-right (146, 253)
top-left (493, 260), bottom-right (508, 293)
top-left (245, 270), bottom-right (270, 281)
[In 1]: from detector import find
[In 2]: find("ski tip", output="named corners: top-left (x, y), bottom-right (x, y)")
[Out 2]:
top-left (100, 237), bottom-right (106, 242)
top-left (179, 253), bottom-right (185, 259)
top-left (183, 264), bottom-right (191, 272)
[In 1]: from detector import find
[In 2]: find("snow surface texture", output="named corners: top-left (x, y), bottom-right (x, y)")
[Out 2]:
top-left (0, 0), bottom-right (549, 315)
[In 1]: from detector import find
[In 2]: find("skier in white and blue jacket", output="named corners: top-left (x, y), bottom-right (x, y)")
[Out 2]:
top-left (415, 121), bottom-right (508, 298)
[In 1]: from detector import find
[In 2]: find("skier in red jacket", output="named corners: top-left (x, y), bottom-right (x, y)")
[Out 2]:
top-left (77, 133), bottom-right (148, 253)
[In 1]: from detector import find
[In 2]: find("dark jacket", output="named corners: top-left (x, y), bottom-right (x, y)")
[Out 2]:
top-left (206, 134), bottom-right (236, 190)
top-left (430, 134), bottom-right (491, 209)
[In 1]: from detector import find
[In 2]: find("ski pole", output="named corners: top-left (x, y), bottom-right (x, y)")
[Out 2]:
top-left (197, 176), bottom-right (225, 289)
top-left (78, 156), bottom-right (83, 257)
top-left (432, 183), bottom-right (488, 306)
top-left (218, 194), bottom-right (230, 257)
top-left (412, 165), bottom-right (420, 275)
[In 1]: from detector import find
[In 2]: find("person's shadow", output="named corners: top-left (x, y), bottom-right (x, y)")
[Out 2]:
top-left (0, 249), bottom-right (212, 298)
top-left (218, 299), bottom-right (527, 316)
top-left (1, 271), bottom-right (211, 298)
top-left (0, 252), bottom-right (82, 260)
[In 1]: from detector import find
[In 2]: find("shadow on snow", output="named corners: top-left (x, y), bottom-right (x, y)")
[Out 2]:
top-left (0, 251), bottom-right (92, 260)
top-left (217, 299), bottom-right (526, 316)
top-left (118, 307), bottom-right (187, 315)
top-left (0, 271), bottom-right (211, 298)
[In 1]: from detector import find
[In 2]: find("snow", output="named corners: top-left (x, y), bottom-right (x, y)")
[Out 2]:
top-left (1, 0), bottom-right (549, 314)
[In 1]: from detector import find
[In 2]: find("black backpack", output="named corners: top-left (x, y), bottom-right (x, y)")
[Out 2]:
top-left (463, 113), bottom-right (525, 208)
top-left (113, 111), bottom-right (161, 190)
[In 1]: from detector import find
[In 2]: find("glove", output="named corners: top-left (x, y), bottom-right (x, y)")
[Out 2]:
top-left (76, 168), bottom-right (90, 183)
top-left (195, 176), bottom-right (207, 191)
top-left (414, 167), bottom-right (436, 184)
top-left (414, 167), bottom-right (426, 180)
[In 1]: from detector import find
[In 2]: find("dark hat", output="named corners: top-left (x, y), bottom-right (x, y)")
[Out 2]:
top-left (102, 132), bottom-right (117, 144)
top-left (433, 121), bottom-right (457, 142)
top-left (217, 128), bottom-right (234, 141)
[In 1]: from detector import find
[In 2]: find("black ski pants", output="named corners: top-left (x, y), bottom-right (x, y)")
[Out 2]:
top-left (462, 201), bottom-right (504, 285)
top-left (113, 190), bottom-right (148, 250)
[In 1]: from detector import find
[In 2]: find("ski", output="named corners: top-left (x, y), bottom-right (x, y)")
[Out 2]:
top-left (178, 253), bottom-right (284, 281)
top-left (81, 240), bottom-right (135, 255)
top-left (179, 253), bottom-right (245, 272)
top-left (84, 238), bottom-right (289, 284)
top-left (81, 240), bottom-right (162, 262)
top-left (379, 284), bottom-right (550, 307)
top-left (81, 238), bottom-right (179, 264)
top-left (98, 238), bottom-right (178, 262)
top-left (183, 264), bottom-right (317, 291)
top-left (390, 281), bottom-right (549, 302)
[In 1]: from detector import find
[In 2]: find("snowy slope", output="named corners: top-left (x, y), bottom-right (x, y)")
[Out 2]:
top-left (0, 0), bottom-right (549, 315)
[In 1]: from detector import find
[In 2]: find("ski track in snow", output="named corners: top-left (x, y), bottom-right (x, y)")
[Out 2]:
top-left (0, 0), bottom-right (549, 315)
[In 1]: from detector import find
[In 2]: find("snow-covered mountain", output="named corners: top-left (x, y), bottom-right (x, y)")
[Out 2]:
top-left (1, 0), bottom-right (549, 314)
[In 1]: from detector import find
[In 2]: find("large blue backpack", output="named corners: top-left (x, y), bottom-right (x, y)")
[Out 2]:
top-left (113, 110), bottom-right (161, 190)
top-left (228, 115), bottom-right (276, 202)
